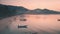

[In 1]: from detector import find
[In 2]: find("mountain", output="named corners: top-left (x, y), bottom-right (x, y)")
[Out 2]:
top-left (0, 4), bottom-right (60, 19)
top-left (0, 4), bottom-right (29, 19)
top-left (26, 9), bottom-right (60, 14)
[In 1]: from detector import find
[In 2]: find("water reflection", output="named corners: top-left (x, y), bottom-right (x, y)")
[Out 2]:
top-left (0, 14), bottom-right (60, 34)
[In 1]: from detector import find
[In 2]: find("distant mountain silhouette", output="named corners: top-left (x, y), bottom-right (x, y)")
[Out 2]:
top-left (0, 4), bottom-right (60, 19)
top-left (26, 8), bottom-right (60, 14)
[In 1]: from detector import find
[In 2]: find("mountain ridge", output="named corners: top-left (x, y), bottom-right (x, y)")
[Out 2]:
top-left (0, 4), bottom-right (60, 14)
top-left (0, 4), bottom-right (60, 19)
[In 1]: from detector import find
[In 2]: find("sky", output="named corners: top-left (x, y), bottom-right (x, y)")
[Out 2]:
top-left (0, 0), bottom-right (60, 11)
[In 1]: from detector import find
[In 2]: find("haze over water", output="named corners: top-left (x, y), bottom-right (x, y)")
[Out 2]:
top-left (0, 14), bottom-right (60, 34)
top-left (0, 0), bottom-right (60, 34)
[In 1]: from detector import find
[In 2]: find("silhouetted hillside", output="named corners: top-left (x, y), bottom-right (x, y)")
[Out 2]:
top-left (0, 4), bottom-right (60, 19)
top-left (0, 4), bottom-right (29, 19)
top-left (26, 9), bottom-right (60, 14)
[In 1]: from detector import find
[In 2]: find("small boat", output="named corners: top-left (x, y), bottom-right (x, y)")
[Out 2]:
top-left (20, 19), bottom-right (27, 21)
top-left (58, 19), bottom-right (60, 21)
top-left (18, 25), bottom-right (27, 28)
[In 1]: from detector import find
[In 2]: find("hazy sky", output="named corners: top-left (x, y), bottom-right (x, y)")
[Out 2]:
top-left (0, 0), bottom-right (60, 11)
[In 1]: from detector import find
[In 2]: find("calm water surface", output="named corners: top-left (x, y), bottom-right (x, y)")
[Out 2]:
top-left (0, 14), bottom-right (60, 34)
